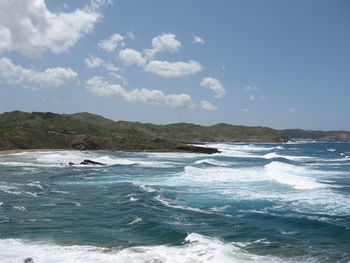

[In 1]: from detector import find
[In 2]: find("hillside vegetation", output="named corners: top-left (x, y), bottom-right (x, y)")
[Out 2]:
top-left (0, 111), bottom-right (289, 152)
top-left (0, 111), bottom-right (197, 152)
top-left (281, 129), bottom-right (350, 141)
top-left (69, 112), bottom-right (288, 143)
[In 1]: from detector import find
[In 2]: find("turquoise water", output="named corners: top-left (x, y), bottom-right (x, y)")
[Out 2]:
top-left (0, 142), bottom-right (349, 262)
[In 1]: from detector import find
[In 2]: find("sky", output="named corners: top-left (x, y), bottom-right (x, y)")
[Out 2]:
top-left (0, 0), bottom-right (349, 130)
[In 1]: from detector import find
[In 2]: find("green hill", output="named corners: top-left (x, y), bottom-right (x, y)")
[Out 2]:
top-left (0, 110), bottom-right (289, 153)
top-left (70, 112), bottom-right (288, 143)
top-left (281, 129), bottom-right (350, 140)
top-left (0, 111), bottom-right (216, 153)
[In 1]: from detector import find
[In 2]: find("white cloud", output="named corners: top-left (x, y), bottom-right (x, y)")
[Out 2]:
top-left (0, 0), bottom-right (109, 57)
top-left (0, 57), bottom-right (79, 89)
top-left (289, 107), bottom-right (296, 112)
top-left (98, 33), bottom-right (124, 52)
top-left (200, 100), bottom-right (217, 111)
top-left (86, 76), bottom-right (194, 109)
top-left (241, 108), bottom-right (249, 112)
top-left (85, 56), bottom-right (104, 68)
top-left (89, 0), bottom-right (112, 11)
top-left (260, 96), bottom-right (267, 101)
top-left (249, 94), bottom-right (256, 101)
top-left (192, 36), bottom-right (204, 44)
top-left (118, 33), bottom-right (202, 79)
top-left (85, 55), bottom-right (120, 71)
top-left (243, 86), bottom-right (259, 92)
top-left (144, 60), bottom-right (202, 78)
top-left (145, 33), bottom-right (181, 60)
top-left (200, 77), bottom-right (226, 98)
top-left (103, 63), bottom-right (120, 72)
top-left (119, 48), bottom-right (146, 67)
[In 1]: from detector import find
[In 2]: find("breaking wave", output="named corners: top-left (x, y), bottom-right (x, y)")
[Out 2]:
top-left (0, 234), bottom-right (288, 263)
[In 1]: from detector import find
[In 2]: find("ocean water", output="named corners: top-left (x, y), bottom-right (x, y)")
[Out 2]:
top-left (0, 141), bottom-right (349, 262)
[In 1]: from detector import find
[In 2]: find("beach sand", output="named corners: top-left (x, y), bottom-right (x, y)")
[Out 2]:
top-left (0, 149), bottom-right (69, 155)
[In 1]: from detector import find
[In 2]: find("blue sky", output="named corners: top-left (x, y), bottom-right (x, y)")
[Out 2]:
top-left (0, 0), bottom-right (349, 130)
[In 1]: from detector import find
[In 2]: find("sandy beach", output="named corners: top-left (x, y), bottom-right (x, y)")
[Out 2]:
top-left (0, 149), bottom-right (69, 155)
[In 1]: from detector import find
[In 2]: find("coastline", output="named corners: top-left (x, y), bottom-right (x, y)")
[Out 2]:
top-left (0, 144), bottom-right (220, 155)
top-left (0, 149), bottom-right (69, 155)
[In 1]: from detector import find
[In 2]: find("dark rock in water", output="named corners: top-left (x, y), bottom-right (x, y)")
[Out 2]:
top-left (80, 159), bottom-right (106, 165)
top-left (68, 162), bottom-right (75, 166)
top-left (23, 258), bottom-right (34, 263)
top-left (175, 145), bottom-right (220, 154)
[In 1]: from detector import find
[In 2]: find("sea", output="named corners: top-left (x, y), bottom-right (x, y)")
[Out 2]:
top-left (0, 141), bottom-right (349, 262)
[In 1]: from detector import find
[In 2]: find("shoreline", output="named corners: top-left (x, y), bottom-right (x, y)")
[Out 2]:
top-left (0, 145), bottom-right (220, 155)
top-left (0, 149), bottom-right (69, 155)
top-left (0, 148), bottom-right (216, 155)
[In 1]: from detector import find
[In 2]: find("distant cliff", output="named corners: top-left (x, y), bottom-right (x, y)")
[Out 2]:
top-left (0, 111), bottom-right (289, 153)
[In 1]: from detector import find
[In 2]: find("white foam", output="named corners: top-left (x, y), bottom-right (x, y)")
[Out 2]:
top-left (86, 155), bottom-right (173, 168)
top-left (0, 161), bottom-right (64, 167)
top-left (34, 152), bottom-right (177, 168)
top-left (3, 190), bottom-right (39, 197)
top-left (146, 152), bottom-right (208, 159)
top-left (264, 162), bottom-right (325, 190)
top-left (199, 144), bottom-right (261, 158)
top-left (232, 238), bottom-right (271, 248)
top-left (133, 182), bottom-right (157, 193)
top-left (263, 152), bottom-right (312, 161)
top-left (198, 144), bottom-right (293, 160)
top-left (342, 156), bottom-right (350, 161)
top-left (165, 160), bottom-right (340, 190)
top-left (0, 235), bottom-right (286, 263)
top-left (209, 205), bottom-right (230, 212)
top-left (280, 231), bottom-right (298, 235)
top-left (0, 182), bottom-right (40, 197)
top-left (170, 161), bottom-right (350, 216)
top-left (228, 144), bottom-right (275, 152)
top-left (35, 151), bottom-right (97, 164)
top-left (326, 148), bottom-right (336, 152)
top-left (155, 195), bottom-right (214, 214)
top-left (263, 153), bottom-right (282, 159)
top-left (194, 159), bottom-right (231, 166)
top-left (27, 182), bottom-right (44, 190)
top-left (127, 217), bottom-right (143, 225)
top-left (224, 182), bottom-right (350, 217)
top-left (13, 206), bottom-right (27, 211)
top-left (285, 141), bottom-right (297, 144)
top-left (177, 166), bottom-right (266, 184)
top-left (0, 150), bottom-right (178, 168)
top-left (0, 182), bottom-right (17, 191)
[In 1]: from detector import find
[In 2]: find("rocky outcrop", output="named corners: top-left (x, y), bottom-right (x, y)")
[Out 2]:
top-left (175, 145), bottom-right (220, 154)
top-left (80, 159), bottom-right (106, 165)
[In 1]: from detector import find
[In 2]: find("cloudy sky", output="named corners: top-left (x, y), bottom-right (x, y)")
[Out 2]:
top-left (0, 0), bottom-right (349, 130)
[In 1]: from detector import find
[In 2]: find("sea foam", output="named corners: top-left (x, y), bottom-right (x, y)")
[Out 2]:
top-left (264, 162), bottom-right (325, 190)
top-left (0, 235), bottom-right (286, 263)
